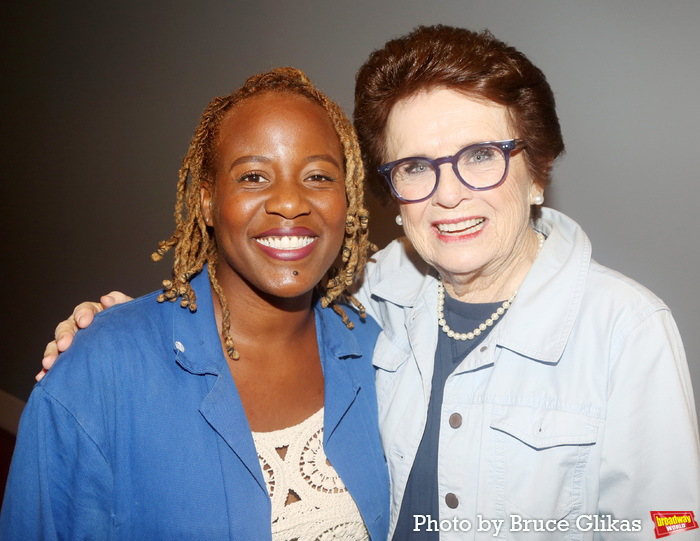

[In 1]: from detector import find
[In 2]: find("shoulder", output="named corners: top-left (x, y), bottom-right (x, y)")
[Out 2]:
top-left (579, 261), bottom-right (682, 367)
top-left (39, 290), bottom-right (172, 397)
top-left (540, 208), bottom-right (670, 325)
top-left (519, 209), bottom-right (682, 365)
top-left (70, 290), bottom-right (173, 364)
top-left (318, 300), bottom-right (381, 357)
top-left (364, 237), bottom-right (431, 282)
top-left (87, 290), bottom-right (170, 336)
top-left (585, 259), bottom-right (669, 321)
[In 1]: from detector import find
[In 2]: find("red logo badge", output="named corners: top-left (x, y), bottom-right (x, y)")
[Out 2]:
top-left (650, 511), bottom-right (699, 538)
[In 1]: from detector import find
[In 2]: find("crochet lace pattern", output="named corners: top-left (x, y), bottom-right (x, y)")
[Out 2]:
top-left (252, 408), bottom-right (369, 541)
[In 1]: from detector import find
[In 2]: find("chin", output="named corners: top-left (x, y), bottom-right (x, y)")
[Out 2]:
top-left (263, 271), bottom-right (325, 299)
top-left (432, 251), bottom-right (488, 276)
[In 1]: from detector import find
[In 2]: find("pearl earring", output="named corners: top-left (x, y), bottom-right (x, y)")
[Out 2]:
top-left (532, 194), bottom-right (544, 205)
top-left (395, 215), bottom-right (403, 226)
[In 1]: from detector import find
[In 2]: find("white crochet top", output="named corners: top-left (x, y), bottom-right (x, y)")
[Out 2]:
top-left (252, 408), bottom-right (369, 541)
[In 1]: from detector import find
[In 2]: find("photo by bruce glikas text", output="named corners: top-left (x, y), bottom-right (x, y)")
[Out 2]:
top-left (412, 514), bottom-right (643, 535)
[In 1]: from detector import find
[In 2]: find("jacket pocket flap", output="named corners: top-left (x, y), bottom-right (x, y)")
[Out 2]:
top-left (490, 405), bottom-right (598, 450)
top-left (372, 332), bottom-right (410, 372)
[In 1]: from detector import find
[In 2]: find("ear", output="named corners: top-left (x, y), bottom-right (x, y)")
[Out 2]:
top-left (201, 182), bottom-right (213, 225)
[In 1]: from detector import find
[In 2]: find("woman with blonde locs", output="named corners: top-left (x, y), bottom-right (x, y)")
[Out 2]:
top-left (1, 67), bottom-right (390, 540)
top-left (152, 67), bottom-right (373, 360)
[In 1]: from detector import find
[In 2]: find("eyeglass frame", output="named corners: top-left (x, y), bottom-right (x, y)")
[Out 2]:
top-left (377, 139), bottom-right (525, 203)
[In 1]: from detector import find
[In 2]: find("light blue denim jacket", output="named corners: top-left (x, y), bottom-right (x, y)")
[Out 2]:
top-left (357, 208), bottom-right (700, 540)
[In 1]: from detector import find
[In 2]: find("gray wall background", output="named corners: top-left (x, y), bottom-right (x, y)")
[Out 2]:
top-left (3, 1), bottom-right (699, 422)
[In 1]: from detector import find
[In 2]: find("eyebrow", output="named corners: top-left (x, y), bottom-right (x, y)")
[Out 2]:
top-left (228, 155), bottom-right (270, 172)
top-left (228, 154), bottom-right (341, 172)
top-left (305, 154), bottom-right (341, 169)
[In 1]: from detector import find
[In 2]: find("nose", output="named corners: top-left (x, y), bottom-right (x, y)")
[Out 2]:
top-left (432, 164), bottom-right (472, 208)
top-left (264, 178), bottom-right (311, 219)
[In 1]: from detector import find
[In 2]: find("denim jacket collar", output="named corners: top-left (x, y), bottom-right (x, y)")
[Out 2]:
top-left (496, 208), bottom-right (591, 364)
top-left (367, 208), bottom-right (592, 365)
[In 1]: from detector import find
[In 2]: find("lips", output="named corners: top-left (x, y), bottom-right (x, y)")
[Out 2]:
top-left (254, 227), bottom-right (318, 261)
top-left (435, 217), bottom-right (486, 236)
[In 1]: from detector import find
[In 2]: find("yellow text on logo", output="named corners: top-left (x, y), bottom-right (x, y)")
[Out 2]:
top-left (656, 515), bottom-right (692, 527)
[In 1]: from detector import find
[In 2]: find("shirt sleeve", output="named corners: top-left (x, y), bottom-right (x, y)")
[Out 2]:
top-left (598, 308), bottom-right (700, 523)
top-left (0, 386), bottom-right (113, 540)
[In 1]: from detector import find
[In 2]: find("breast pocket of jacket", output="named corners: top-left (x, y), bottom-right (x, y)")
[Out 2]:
top-left (372, 332), bottom-right (411, 418)
top-left (489, 404), bottom-right (599, 521)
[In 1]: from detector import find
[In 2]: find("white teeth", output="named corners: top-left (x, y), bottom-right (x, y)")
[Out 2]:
top-left (436, 218), bottom-right (485, 234)
top-left (256, 236), bottom-right (315, 250)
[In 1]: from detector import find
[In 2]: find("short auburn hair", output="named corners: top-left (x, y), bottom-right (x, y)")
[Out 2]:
top-left (354, 25), bottom-right (564, 214)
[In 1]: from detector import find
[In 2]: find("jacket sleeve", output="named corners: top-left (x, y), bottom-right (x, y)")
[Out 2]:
top-left (0, 387), bottom-right (113, 540)
top-left (598, 308), bottom-right (700, 524)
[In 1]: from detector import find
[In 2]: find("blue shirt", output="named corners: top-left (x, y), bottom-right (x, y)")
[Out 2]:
top-left (1, 268), bottom-right (390, 540)
top-left (392, 297), bottom-right (500, 540)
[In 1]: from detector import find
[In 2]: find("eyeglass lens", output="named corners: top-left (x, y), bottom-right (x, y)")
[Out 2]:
top-left (391, 145), bottom-right (507, 201)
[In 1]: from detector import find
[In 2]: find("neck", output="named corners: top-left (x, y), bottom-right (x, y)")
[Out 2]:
top-left (210, 270), bottom-right (317, 354)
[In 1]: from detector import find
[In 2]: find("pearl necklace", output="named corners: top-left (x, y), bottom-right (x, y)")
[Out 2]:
top-left (437, 231), bottom-right (545, 341)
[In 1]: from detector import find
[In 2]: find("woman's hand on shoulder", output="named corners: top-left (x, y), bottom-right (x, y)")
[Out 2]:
top-left (37, 291), bottom-right (133, 381)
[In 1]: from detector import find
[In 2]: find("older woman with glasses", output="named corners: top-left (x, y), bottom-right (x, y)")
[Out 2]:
top-left (353, 25), bottom-right (699, 539)
top-left (38, 25), bottom-right (699, 539)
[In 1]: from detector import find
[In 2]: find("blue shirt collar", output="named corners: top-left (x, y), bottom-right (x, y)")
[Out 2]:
top-left (171, 266), bottom-right (226, 375)
top-left (171, 265), bottom-right (363, 374)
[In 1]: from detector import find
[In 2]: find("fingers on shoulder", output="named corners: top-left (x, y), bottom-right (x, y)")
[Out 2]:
top-left (101, 291), bottom-right (132, 307)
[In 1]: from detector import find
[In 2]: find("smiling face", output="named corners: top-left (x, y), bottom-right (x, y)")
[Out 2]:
top-left (201, 91), bottom-right (347, 302)
top-left (385, 88), bottom-right (544, 301)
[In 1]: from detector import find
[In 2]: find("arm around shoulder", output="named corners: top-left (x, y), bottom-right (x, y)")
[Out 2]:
top-left (38, 291), bottom-right (133, 380)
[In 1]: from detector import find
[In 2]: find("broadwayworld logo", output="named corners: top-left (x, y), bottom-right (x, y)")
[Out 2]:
top-left (650, 511), bottom-right (698, 538)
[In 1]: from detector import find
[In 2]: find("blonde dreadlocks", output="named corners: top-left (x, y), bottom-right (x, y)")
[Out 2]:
top-left (151, 67), bottom-right (373, 361)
